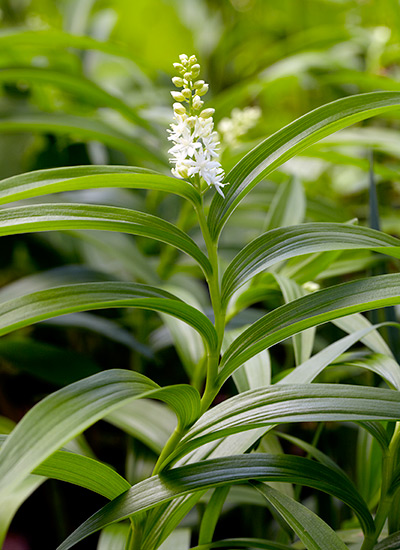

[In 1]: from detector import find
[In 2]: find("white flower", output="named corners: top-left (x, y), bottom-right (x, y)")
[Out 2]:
top-left (201, 134), bottom-right (220, 158)
top-left (218, 105), bottom-right (261, 149)
top-left (168, 126), bottom-right (201, 160)
top-left (187, 150), bottom-right (226, 196)
top-left (167, 54), bottom-right (227, 196)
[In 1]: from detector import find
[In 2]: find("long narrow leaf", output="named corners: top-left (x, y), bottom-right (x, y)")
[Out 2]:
top-left (0, 282), bottom-right (218, 351)
top-left (0, 113), bottom-right (161, 161)
top-left (0, 165), bottom-right (200, 206)
top-left (221, 224), bottom-right (400, 306)
top-left (220, 274), bottom-right (400, 383)
top-left (253, 483), bottom-right (349, 550)
top-left (0, 369), bottom-right (200, 500)
top-left (176, 384), bottom-right (400, 460)
top-left (0, 68), bottom-right (146, 126)
top-left (208, 91), bottom-right (400, 240)
top-left (0, 203), bottom-right (211, 276)
top-left (56, 453), bottom-right (373, 549)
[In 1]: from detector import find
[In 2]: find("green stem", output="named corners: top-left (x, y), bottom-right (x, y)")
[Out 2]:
top-left (152, 425), bottom-right (185, 474)
top-left (361, 422), bottom-right (400, 550)
top-left (193, 199), bottom-right (225, 414)
top-left (126, 520), bottom-right (143, 550)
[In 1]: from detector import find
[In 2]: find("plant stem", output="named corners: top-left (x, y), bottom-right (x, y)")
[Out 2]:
top-left (126, 520), bottom-right (143, 550)
top-left (193, 198), bottom-right (225, 413)
top-left (152, 425), bottom-right (185, 474)
top-left (361, 422), bottom-right (400, 549)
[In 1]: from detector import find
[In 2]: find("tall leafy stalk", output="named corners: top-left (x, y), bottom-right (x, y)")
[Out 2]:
top-left (1, 48), bottom-right (400, 550)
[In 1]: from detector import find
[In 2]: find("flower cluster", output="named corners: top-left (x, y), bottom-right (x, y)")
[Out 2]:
top-left (218, 106), bottom-right (261, 149)
top-left (167, 54), bottom-right (226, 197)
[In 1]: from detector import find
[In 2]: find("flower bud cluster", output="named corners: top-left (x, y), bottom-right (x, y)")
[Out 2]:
top-left (167, 54), bottom-right (226, 197)
top-left (218, 106), bottom-right (261, 149)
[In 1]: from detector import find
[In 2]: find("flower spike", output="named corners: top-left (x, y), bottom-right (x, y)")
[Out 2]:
top-left (167, 54), bottom-right (226, 197)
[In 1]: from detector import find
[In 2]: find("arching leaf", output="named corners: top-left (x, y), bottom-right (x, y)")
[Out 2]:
top-left (221, 224), bottom-right (400, 306)
top-left (208, 92), bottom-right (400, 240)
top-left (220, 274), bottom-right (400, 384)
top-left (55, 453), bottom-right (373, 549)
top-left (0, 203), bottom-right (211, 276)
top-left (0, 282), bottom-right (217, 351)
top-left (0, 165), bottom-right (200, 207)
top-left (0, 369), bottom-right (200, 500)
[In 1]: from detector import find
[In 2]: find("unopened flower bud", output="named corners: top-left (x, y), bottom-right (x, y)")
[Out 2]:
top-left (197, 84), bottom-right (209, 96)
top-left (176, 163), bottom-right (189, 178)
top-left (184, 72), bottom-right (192, 81)
top-left (191, 64), bottom-right (200, 78)
top-left (303, 281), bottom-right (320, 292)
top-left (188, 55), bottom-right (197, 65)
top-left (186, 116), bottom-right (197, 128)
top-left (194, 80), bottom-right (205, 89)
top-left (171, 91), bottom-right (185, 102)
top-left (200, 108), bottom-right (215, 118)
top-left (181, 88), bottom-right (192, 99)
top-left (172, 76), bottom-right (183, 87)
top-left (179, 54), bottom-right (189, 64)
top-left (173, 102), bottom-right (186, 115)
top-left (192, 94), bottom-right (203, 110)
top-left (173, 63), bottom-right (185, 72)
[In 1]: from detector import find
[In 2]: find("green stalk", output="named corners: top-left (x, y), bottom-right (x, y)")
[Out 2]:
top-left (361, 422), bottom-right (400, 549)
top-left (126, 519), bottom-right (143, 550)
top-left (194, 199), bottom-right (226, 414)
top-left (148, 60), bottom-right (226, 484)
top-left (152, 426), bottom-right (185, 475)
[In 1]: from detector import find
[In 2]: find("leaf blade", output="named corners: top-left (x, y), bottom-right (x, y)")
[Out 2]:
top-left (208, 91), bottom-right (400, 240)
top-left (0, 203), bottom-right (211, 276)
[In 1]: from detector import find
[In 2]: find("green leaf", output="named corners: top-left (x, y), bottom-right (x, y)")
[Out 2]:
top-left (252, 483), bottom-right (349, 550)
top-left (159, 528), bottom-right (191, 550)
top-left (275, 432), bottom-right (343, 474)
top-left (198, 486), bottom-right (230, 545)
top-left (0, 203), bottom-right (211, 276)
top-left (0, 282), bottom-right (217, 352)
top-left (56, 453), bottom-right (372, 549)
top-left (374, 531), bottom-right (400, 549)
top-left (105, 400), bottom-right (177, 454)
top-left (220, 274), bottom-right (400, 384)
top-left (341, 354), bottom-right (400, 391)
top-left (221, 223), bottom-right (400, 306)
top-left (0, 369), bottom-right (200, 500)
top-left (224, 330), bottom-right (271, 393)
top-left (263, 177), bottom-right (305, 231)
top-left (279, 323), bottom-right (400, 389)
top-left (0, 28), bottom-right (141, 63)
top-left (97, 524), bottom-right (131, 550)
top-left (0, 67), bottom-right (146, 127)
top-left (0, 165), bottom-right (200, 207)
top-left (0, 113), bottom-right (161, 162)
top-left (176, 384), bottom-right (400, 461)
top-left (33, 451), bottom-right (131, 500)
top-left (190, 539), bottom-right (293, 550)
top-left (208, 91), bottom-right (400, 240)
top-left (332, 314), bottom-right (393, 357)
top-left (142, 495), bottom-right (202, 550)
top-left (273, 274), bottom-right (315, 366)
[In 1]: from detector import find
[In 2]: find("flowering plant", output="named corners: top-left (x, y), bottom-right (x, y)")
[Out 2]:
top-left (0, 48), bottom-right (400, 550)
